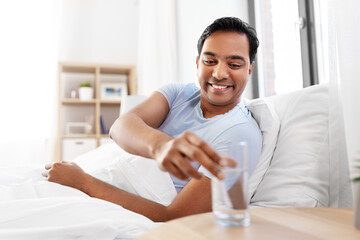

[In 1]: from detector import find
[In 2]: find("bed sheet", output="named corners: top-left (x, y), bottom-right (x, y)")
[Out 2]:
top-left (0, 143), bottom-right (177, 240)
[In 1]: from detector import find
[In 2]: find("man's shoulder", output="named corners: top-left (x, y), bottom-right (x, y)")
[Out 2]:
top-left (219, 102), bottom-right (262, 139)
top-left (158, 82), bottom-right (198, 96)
top-left (229, 101), bottom-right (254, 122)
top-left (157, 82), bottom-right (200, 110)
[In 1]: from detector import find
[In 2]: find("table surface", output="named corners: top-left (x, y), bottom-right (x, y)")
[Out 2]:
top-left (138, 208), bottom-right (360, 240)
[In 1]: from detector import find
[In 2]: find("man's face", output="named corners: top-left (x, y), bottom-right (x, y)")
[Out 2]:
top-left (196, 31), bottom-right (254, 113)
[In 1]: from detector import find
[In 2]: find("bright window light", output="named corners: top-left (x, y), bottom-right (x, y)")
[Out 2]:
top-left (0, 0), bottom-right (61, 165)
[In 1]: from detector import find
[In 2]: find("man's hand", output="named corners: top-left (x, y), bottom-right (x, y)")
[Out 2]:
top-left (42, 161), bottom-right (90, 191)
top-left (154, 131), bottom-right (237, 180)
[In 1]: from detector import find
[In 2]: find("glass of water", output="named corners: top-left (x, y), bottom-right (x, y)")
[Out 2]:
top-left (211, 141), bottom-right (250, 227)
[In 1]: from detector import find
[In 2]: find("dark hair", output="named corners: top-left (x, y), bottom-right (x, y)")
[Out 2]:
top-left (197, 17), bottom-right (259, 63)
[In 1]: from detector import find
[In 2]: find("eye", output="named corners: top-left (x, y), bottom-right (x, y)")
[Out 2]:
top-left (229, 63), bottom-right (242, 69)
top-left (203, 59), bottom-right (216, 65)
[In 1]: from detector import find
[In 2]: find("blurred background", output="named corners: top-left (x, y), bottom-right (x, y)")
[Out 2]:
top-left (0, 0), bottom-right (357, 168)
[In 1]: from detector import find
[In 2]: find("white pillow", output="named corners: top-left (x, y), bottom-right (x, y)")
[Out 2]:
top-left (244, 98), bottom-right (280, 201)
top-left (73, 142), bottom-right (177, 206)
top-left (119, 95), bottom-right (147, 116)
top-left (250, 84), bottom-right (330, 207)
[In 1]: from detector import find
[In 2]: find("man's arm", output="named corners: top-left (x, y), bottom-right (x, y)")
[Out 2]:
top-left (44, 161), bottom-right (211, 222)
top-left (43, 91), bottom-right (237, 221)
top-left (109, 91), bottom-right (171, 160)
top-left (109, 91), bottom-right (227, 180)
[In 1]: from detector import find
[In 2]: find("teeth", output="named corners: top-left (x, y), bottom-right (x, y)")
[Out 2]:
top-left (212, 84), bottom-right (227, 89)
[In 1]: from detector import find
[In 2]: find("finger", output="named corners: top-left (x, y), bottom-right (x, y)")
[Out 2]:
top-left (174, 157), bottom-right (203, 180)
top-left (187, 147), bottom-right (222, 179)
top-left (183, 131), bottom-right (203, 146)
top-left (177, 138), bottom-right (222, 179)
top-left (42, 171), bottom-right (49, 178)
top-left (165, 146), bottom-right (205, 179)
top-left (45, 163), bottom-right (53, 170)
top-left (160, 160), bottom-right (189, 180)
top-left (199, 158), bottom-right (223, 180)
top-left (185, 132), bottom-right (222, 165)
top-left (219, 154), bottom-right (238, 168)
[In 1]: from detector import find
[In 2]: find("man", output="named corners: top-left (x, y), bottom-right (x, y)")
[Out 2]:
top-left (43, 17), bottom-right (262, 222)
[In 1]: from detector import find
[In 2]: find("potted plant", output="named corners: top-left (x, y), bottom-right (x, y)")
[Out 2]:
top-left (78, 82), bottom-right (94, 101)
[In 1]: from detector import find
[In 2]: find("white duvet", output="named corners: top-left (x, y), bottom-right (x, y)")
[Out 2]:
top-left (0, 143), bottom-right (177, 240)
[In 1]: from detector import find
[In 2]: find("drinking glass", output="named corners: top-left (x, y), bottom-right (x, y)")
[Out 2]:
top-left (212, 141), bottom-right (250, 227)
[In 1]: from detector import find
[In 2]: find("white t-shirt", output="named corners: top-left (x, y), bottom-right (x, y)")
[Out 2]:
top-left (156, 82), bottom-right (262, 193)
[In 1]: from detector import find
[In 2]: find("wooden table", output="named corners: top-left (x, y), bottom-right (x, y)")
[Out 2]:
top-left (138, 208), bottom-right (360, 240)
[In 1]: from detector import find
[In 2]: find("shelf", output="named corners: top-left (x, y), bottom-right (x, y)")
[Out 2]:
top-left (62, 99), bottom-right (122, 105)
top-left (61, 135), bottom-right (111, 139)
top-left (100, 65), bottom-right (134, 74)
top-left (100, 100), bottom-right (121, 105)
top-left (62, 135), bottom-right (97, 139)
top-left (62, 99), bottom-right (97, 105)
top-left (61, 63), bottom-right (96, 74)
top-left (57, 62), bottom-right (137, 162)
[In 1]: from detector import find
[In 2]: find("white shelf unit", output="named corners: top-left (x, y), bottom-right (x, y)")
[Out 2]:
top-left (57, 62), bottom-right (137, 161)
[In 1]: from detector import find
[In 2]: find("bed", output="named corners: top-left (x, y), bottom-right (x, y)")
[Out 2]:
top-left (0, 83), bottom-right (352, 239)
top-left (0, 144), bottom-right (176, 239)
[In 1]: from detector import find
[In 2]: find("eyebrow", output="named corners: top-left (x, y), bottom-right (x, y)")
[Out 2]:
top-left (202, 51), bottom-right (246, 62)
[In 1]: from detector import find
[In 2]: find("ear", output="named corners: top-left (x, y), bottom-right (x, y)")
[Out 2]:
top-left (248, 62), bottom-right (255, 75)
top-left (196, 56), bottom-right (199, 69)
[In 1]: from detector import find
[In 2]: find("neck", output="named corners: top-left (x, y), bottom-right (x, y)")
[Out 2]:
top-left (200, 100), bottom-right (240, 119)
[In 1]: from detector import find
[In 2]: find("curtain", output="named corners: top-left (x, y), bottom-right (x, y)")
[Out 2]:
top-left (315, 0), bottom-right (359, 205)
top-left (324, 0), bottom-right (360, 204)
top-left (0, 0), bottom-right (61, 166)
top-left (137, 0), bottom-right (179, 96)
top-left (332, 0), bottom-right (360, 178)
top-left (323, 1), bottom-right (352, 206)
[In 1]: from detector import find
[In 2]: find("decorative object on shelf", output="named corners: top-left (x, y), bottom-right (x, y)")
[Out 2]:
top-left (100, 82), bottom-right (128, 100)
top-left (65, 122), bottom-right (92, 135)
top-left (69, 89), bottom-right (77, 99)
top-left (100, 115), bottom-right (107, 134)
top-left (78, 82), bottom-right (94, 101)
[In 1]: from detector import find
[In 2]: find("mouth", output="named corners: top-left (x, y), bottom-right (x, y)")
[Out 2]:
top-left (208, 83), bottom-right (233, 90)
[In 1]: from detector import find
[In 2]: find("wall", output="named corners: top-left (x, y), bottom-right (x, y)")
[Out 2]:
top-left (176, 0), bottom-right (251, 98)
top-left (0, 0), bottom-right (61, 166)
top-left (177, 0), bottom-right (249, 85)
top-left (59, 0), bottom-right (251, 96)
top-left (59, 0), bottom-right (139, 65)
top-left (0, 0), bottom-right (252, 166)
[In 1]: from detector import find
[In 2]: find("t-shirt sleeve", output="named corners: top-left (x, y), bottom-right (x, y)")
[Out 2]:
top-left (198, 121), bottom-right (262, 179)
top-left (156, 83), bottom-right (187, 109)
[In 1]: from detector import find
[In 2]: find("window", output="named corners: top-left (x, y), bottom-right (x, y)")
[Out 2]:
top-left (249, 0), bottom-right (318, 97)
top-left (313, 0), bottom-right (329, 84)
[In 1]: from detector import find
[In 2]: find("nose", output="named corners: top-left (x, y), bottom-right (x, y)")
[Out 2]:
top-left (212, 62), bottom-right (229, 80)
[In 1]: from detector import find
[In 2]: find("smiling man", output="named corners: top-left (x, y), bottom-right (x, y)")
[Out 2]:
top-left (44, 17), bottom-right (262, 222)
top-left (197, 30), bottom-right (255, 118)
